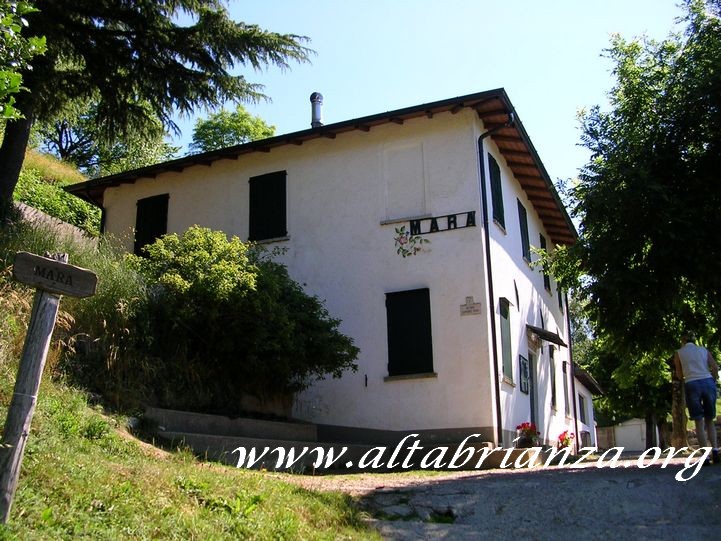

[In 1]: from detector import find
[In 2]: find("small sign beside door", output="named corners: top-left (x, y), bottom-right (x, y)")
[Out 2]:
top-left (460, 296), bottom-right (481, 316)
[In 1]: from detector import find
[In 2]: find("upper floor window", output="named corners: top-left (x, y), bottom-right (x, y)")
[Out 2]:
top-left (517, 199), bottom-right (530, 262)
top-left (249, 171), bottom-right (287, 241)
top-left (540, 234), bottom-right (551, 291)
top-left (488, 154), bottom-right (504, 228)
top-left (134, 193), bottom-right (168, 256)
top-left (557, 286), bottom-right (564, 313)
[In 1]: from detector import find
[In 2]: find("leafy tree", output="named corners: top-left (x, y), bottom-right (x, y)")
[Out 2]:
top-left (129, 227), bottom-right (359, 414)
top-left (548, 0), bottom-right (721, 437)
top-left (0, 1), bottom-right (45, 119)
top-left (36, 98), bottom-right (179, 177)
top-left (0, 0), bottom-right (311, 217)
top-left (189, 104), bottom-right (276, 153)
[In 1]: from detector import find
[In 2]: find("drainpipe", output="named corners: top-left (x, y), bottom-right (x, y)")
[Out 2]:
top-left (565, 291), bottom-right (580, 454)
top-left (478, 112), bottom-right (515, 446)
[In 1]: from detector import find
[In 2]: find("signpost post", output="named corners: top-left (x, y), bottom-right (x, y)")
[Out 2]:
top-left (0, 252), bottom-right (97, 523)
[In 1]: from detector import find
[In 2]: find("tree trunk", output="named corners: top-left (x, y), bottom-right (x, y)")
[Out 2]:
top-left (645, 412), bottom-right (657, 448)
top-left (0, 114), bottom-right (34, 218)
top-left (671, 380), bottom-right (688, 448)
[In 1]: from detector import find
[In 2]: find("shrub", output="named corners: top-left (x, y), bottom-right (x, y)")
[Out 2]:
top-left (130, 226), bottom-right (359, 414)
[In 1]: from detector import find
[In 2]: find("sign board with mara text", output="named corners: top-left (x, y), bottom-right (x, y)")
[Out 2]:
top-left (12, 252), bottom-right (97, 298)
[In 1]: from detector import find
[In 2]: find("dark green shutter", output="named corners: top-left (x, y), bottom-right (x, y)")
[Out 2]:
top-left (517, 199), bottom-right (530, 261)
top-left (550, 348), bottom-right (557, 408)
top-left (488, 154), bottom-right (504, 228)
top-left (249, 171), bottom-right (287, 241)
top-left (386, 288), bottom-right (433, 376)
top-left (500, 298), bottom-right (512, 379)
top-left (540, 234), bottom-right (550, 290)
top-left (134, 194), bottom-right (168, 256)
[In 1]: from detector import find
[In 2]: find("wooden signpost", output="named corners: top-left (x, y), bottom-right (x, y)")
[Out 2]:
top-left (0, 252), bottom-right (97, 523)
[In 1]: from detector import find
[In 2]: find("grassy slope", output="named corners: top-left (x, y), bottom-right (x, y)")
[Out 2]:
top-left (13, 150), bottom-right (101, 236)
top-left (0, 362), bottom-right (375, 539)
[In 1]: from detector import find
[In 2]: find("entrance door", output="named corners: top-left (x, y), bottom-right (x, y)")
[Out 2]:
top-left (528, 352), bottom-right (538, 429)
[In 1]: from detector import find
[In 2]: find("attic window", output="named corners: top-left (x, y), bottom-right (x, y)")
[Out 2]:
top-left (249, 171), bottom-right (287, 241)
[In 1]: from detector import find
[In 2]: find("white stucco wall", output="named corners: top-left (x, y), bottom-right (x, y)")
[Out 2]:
top-left (477, 137), bottom-right (574, 447)
top-left (102, 110), bottom-right (497, 432)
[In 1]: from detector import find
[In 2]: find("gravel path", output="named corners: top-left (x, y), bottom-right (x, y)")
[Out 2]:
top-left (278, 456), bottom-right (721, 540)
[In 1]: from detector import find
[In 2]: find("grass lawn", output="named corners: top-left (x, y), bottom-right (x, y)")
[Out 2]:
top-left (0, 373), bottom-right (378, 540)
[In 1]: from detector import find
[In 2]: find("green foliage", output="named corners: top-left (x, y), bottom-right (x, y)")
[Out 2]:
top-left (21, 0), bottom-right (311, 136)
top-left (0, 1), bottom-right (45, 119)
top-left (1, 218), bottom-right (357, 417)
top-left (35, 98), bottom-right (179, 177)
top-left (129, 226), bottom-right (359, 413)
top-left (14, 166), bottom-right (100, 235)
top-left (553, 1), bottom-right (721, 423)
top-left (190, 104), bottom-right (276, 153)
top-left (571, 1), bottom-right (721, 357)
top-left (0, 0), bottom-right (311, 209)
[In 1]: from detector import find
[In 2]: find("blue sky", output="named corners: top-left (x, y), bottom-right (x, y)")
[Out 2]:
top-left (172, 0), bottom-right (686, 184)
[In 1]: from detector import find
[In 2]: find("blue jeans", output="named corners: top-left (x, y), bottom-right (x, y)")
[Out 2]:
top-left (684, 377), bottom-right (717, 420)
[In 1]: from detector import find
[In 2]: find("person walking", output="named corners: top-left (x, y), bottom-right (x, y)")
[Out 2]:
top-left (673, 331), bottom-right (720, 463)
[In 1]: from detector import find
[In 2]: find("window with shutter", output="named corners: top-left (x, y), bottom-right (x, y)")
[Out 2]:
top-left (500, 298), bottom-right (513, 381)
top-left (557, 286), bottom-right (564, 313)
top-left (385, 288), bottom-right (433, 376)
top-left (579, 394), bottom-right (587, 424)
top-left (550, 347), bottom-right (557, 409)
top-left (488, 154), bottom-right (505, 228)
top-left (540, 234), bottom-right (551, 291)
top-left (517, 199), bottom-right (530, 262)
top-left (134, 194), bottom-right (169, 256)
top-left (563, 361), bottom-right (570, 416)
top-left (249, 171), bottom-right (287, 241)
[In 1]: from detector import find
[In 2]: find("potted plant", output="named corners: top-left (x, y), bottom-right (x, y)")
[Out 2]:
top-left (557, 430), bottom-right (575, 449)
top-left (516, 421), bottom-right (540, 448)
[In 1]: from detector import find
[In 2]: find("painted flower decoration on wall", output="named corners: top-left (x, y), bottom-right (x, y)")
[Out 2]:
top-left (394, 226), bottom-right (430, 257)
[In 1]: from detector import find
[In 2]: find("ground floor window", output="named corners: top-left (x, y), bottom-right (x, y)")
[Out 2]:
top-left (385, 288), bottom-right (433, 376)
top-left (134, 193), bottom-right (168, 256)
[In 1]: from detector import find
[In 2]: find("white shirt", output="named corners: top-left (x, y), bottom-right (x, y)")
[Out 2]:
top-left (677, 342), bottom-right (712, 383)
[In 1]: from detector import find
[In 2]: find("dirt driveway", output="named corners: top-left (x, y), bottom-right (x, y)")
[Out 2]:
top-left (282, 456), bottom-right (721, 540)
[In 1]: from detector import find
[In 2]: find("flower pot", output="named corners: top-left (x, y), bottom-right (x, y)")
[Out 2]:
top-left (516, 435), bottom-right (536, 448)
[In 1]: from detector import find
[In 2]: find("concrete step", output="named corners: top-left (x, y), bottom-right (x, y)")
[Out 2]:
top-left (145, 406), bottom-right (317, 442)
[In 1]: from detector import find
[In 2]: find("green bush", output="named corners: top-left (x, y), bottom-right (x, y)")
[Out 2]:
top-left (1, 220), bottom-right (358, 416)
top-left (130, 226), bottom-right (359, 414)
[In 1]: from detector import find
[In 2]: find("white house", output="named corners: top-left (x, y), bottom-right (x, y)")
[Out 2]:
top-left (67, 89), bottom-right (600, 449)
